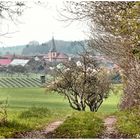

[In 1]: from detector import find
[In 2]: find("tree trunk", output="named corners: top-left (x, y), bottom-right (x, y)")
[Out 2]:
top-left (120, 60), bottom-right (140, 109)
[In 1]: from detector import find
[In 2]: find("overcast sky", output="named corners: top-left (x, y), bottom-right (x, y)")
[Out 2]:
top-left (0, 1), bottom-right (88, 47)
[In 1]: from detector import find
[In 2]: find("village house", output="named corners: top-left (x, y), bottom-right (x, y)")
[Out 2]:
top-left (0, 54), bottom-right (32, 67)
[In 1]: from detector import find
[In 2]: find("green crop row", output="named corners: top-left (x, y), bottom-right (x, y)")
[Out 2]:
top-left (0, 78), bottom-right (42, 88)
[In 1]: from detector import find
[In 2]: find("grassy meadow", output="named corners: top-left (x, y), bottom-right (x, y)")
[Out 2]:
top-left (0, 88), bottom-right (70, 111)
top-left (0, 86), bottom-right (122, 113)
top-left (0, 85), bottom-right (122, 138)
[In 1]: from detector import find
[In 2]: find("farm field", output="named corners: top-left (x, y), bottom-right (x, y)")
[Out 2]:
top-left (0, 78), bottom-right (42, 88)
top-left (0, 88), bottom-right (70, 111)
top-left (0, 74), bottom-right (52, 88)
top-left (0, 86), bottom-right (122, 138)
top-left (0, 86), bottom-right (121, 113)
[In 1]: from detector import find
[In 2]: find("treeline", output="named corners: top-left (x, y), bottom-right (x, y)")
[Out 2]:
top-left (22, 40), bottom-right (86, 56)
top-left (0, 45), bottom-right (25, 55)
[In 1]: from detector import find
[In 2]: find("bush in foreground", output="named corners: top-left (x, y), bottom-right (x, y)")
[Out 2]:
top-left (47, 112), bottom-right (104, 138)
top-left (19, 107), bottom-right (51, 118)
top-left (0, 120), bottom-right (31, 138)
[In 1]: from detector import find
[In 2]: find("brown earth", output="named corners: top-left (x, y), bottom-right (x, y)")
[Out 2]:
top-left (14, 116), bottom-right (131, 138)
top-left (14, 121), bottom-right (63, 138)
top-left (100, 116), bottom-right (119, 138)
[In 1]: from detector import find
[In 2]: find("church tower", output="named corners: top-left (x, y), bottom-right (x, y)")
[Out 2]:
top-left (49, 36), bottom-right (57, 62)
top-left (44, 36), bottom-right (69, 62)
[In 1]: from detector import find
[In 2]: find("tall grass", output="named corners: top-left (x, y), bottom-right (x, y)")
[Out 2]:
top-left (115, 108), bottom-right (140, 138)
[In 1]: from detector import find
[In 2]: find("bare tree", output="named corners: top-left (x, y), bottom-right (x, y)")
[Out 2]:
top-left (0, 1), bottom-right (25, 20)
top-left (61, 1), bottom-right (140, 110)
top-left (47, 52), bottom-right (111, 112)
top-left (0, 1), bottom-right (26, 37)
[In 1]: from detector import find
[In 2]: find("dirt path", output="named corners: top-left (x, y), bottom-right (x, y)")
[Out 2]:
top-left (101, 116), bottom-right (118, 138)
top-left (14, 121), bottom-right (63, 138)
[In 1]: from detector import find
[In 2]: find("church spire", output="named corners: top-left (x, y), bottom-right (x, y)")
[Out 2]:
top-left (50, 36), bottom-right (57, 52)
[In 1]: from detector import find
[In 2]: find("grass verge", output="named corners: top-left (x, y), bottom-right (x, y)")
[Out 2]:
top-left (115, 108), bottom-right (140, 138)
top-left (47, 112), bottom-right (104, 138)
top-left (0, 107), bottom-right (72, 138)
top-left (0, 120), bottom-right (31, 138)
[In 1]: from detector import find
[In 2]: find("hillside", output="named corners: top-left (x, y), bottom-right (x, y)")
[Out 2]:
top-left (22, 40), bottom-right (86, 56)
top-left (0, 40), bottom-right (87, 56)
top-left (0, 45), bottom-right (26, 55)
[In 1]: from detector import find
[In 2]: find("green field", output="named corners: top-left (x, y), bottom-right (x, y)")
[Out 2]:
top-left (0, 87), bottom-right (121, 113)
top-left (0, 88), bottom-right (70, 111)
top-left (0, 86), bottom-right (122, 138)
top-left (0, 78), bottom-right (41, 88)
top-left (0, 74), bottom-right (52, 88)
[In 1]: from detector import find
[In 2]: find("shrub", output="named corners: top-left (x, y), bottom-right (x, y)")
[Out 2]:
top-left (19, 107), bottom-right (51, 118)
top-left (47, 53), bottom-right (111, 112)
top-left (0, 120), bottom-right (31, 138)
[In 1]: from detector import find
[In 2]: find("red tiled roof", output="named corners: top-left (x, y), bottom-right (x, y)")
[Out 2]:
top-left (57, 53), bottom-right (68, 59)
top-left (0, 59), bottom-right (12, 66)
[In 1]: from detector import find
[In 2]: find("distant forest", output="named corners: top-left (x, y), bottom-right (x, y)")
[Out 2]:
top-left (0, 40), bottom-right (87, 56)
top-left (0, 45), bottom-right (25, 56)
top-left (22, 40), bottom-right (86, 56)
